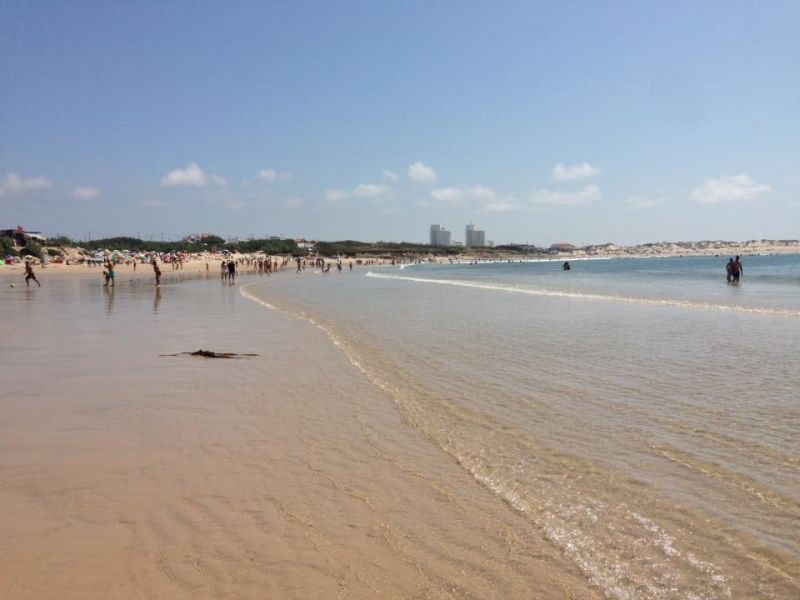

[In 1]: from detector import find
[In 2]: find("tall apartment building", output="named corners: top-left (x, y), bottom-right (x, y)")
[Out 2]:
top-left (429, 224), bottom-right (452, 247)
top-left (465, 223), bottom-right (486, 247)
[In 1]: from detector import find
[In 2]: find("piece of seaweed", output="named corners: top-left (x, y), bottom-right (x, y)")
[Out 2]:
top-left (159, 350), bottom-right (258, 359)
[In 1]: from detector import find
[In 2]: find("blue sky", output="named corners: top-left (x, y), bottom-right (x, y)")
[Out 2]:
top-left (2, 1), bottom-right (799, 245)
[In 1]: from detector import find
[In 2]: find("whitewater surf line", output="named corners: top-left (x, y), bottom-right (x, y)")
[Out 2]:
top-left (365, 272), bottom-right (800, 317)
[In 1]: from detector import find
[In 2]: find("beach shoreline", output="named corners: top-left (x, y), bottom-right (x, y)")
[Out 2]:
top-left (0, 272), bottom-right (599, 599)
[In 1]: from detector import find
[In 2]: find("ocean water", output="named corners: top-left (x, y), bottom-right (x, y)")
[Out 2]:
top-left (249, 254), bottom-right (800, 598)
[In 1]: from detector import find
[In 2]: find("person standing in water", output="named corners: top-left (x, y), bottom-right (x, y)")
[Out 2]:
top-left (227, 259), bottom-right (236, 283)
top-left (24, 261), bottom-right (41, 287)
top-left (731, 255), bottom-right (743, 283)
top-left (726, 258), bottom-right (734, 283)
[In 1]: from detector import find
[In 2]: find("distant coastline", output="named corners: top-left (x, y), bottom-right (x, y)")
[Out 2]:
top-left (2, 231), bottom-right (799, 268)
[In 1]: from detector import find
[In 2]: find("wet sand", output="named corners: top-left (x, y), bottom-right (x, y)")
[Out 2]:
top-left (0, 274), bottom-right (596, 598)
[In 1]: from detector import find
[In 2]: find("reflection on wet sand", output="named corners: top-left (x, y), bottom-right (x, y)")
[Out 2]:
top-left (103, 285), bottom-right (115, 315)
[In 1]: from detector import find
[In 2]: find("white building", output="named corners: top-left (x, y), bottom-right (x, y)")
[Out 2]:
top-left (465, 223), bottom-right (486, 247)
top-left (429, 224), bottom-right (452, 247)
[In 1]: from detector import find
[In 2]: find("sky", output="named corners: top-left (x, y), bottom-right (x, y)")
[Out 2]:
top-left (2, 1), bottom-right (799, 246)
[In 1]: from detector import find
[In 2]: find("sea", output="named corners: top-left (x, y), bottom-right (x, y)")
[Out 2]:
top-left (246, 254), bottom-right (800, 598)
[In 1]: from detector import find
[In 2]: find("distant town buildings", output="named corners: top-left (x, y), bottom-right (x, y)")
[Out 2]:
top-left (429, 224), bottom-right (452, 247)
top-left (465, 223), bottom-right (485, 248)
top-left (429, 223), bottom-right (490, 248)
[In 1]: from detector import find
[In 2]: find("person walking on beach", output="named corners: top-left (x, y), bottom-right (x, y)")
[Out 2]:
top-left (227, 259), bottom-right (236, 283)
top-left (731, 255), bottom-right (743, 283)
top-left (152, 257), bottom-right (162, 286)
top-left (24, 261), bottom-right (41, 287)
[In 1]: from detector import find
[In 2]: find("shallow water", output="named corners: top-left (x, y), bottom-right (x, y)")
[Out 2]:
top-left (251, 255), bottom-right (800, 598)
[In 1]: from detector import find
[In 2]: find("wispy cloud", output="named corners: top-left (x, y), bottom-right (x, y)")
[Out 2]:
top-left (160, 163), bottom-right (225, 187)
top-left (625, 196), bottom-right (664, 210)
top-left (353, 183), bottom-right (389, 197)
top-left (553, 162), bottom-right (602, 181)
top-left (690, 174), bottom-right (771, 204)
top-left (325, 183), bottom-right (390, 202)
top-left (429, 185), bottom-right (520, 211)
top-left (72, 186), bottom-right (101, 200)
top-left (408, 161), bottom-right (438, 184)
top-left (383, 170), bottom-right (399, 181)
top-left (1, 172), bottom-right (53, 193)
top-left (256, 167), bottom-right (291, 182)
top-left (485, 199), bottom-right (521, 212)
top-left (430, 187), bottom-right (464, 205)
top-left (324, 189), bottom-right (349, 202)
top-left (532, 185), bottom-right (602, 206)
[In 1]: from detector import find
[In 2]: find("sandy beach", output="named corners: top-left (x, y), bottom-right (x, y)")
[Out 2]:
top-left (0, 271), bottom-right (597, 599)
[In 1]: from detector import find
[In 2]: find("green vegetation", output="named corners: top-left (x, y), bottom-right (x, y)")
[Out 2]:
top-left (19, 234), bottom-right (550, 260)
top-left (45, 236), bottom-right (76, 247)
top-left (21, 239), bottom-right (43, 258)
top-left (48, 236), bottom-right (300, 255)
top-left (1, 236), bottom-right (19, 257)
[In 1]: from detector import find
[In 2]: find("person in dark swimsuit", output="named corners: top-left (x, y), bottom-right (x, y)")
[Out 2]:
top-left (731, 255), bottom-right (743, 283)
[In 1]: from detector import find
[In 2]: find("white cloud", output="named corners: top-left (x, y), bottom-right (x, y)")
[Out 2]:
top-left (160, 163), bottom-right (225, 187)
top-left (325, 189), bottom-right (349, 202)
top-left (72, 186), bottom-right (101, 200)
top-left (690, 174), bottom-right (771, 204)
top-left (532, 185), bottom-right (602, 206)
top-left (383, 170), bottom-right (399, 181)
top-left (430, 187), bottom-right (464, 204)
top-left (485, 199), bottom-right (521, 212)
top-left (625, 196), bottom-right (664, 210)
top-left (353, 183), bottom-right (389, 197)
top-left (2, 173), bottom-right (53, 193)
top-left (257, 167), bottom-right (290, 182)
top-left (326, 183), bottom-right (390, 202)
top-left (553, 162), bottom-right (603, 181)
top-left (408, 161), bottom-right (438, 184)
top-left (430, 185), bottom-right (520, 211)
